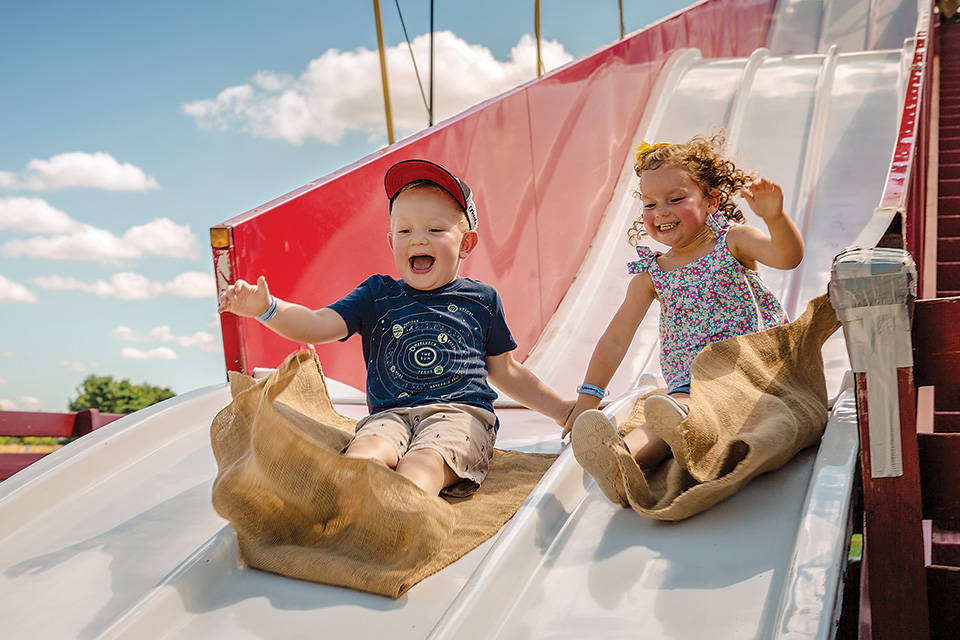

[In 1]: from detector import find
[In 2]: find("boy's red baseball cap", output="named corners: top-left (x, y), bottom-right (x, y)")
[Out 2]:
top-left (384, 159), bottom-right (478, 230)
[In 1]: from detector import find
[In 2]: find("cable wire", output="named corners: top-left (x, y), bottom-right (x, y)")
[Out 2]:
top-left (394, 0), bottom-right (432, 122)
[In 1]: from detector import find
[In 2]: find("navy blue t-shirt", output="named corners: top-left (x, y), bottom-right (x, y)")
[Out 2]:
top-left (327, 275), bottom-right (517, 416)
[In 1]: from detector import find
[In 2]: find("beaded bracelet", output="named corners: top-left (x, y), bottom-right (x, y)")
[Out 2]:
top-left (256, 296), bottom-right (279, 323)
top-left (576, 383), bottom-right (608, 399)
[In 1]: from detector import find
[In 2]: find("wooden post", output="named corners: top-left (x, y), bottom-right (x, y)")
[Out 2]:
top-left (373, 0), bottom-right (395, 145)
top-left (829, 247), bottom-right (930, 639)
top-left (211, 225), bottom-right (246, 375)
top-left (619, 0), bottom-right (625, 39)
top-left (535, 0), bottom-right (542, 77)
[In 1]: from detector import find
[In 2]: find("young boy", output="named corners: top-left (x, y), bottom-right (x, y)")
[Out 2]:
top-left (218, 159), bottom-right (574, 496)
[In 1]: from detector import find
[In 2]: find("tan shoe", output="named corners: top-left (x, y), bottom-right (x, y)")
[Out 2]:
top-left (571, 410), bottom-right (630, 507)
top-left (643, 393), bottom-right (688, 455)
top-left (644, 393), bottom-right (688, 427)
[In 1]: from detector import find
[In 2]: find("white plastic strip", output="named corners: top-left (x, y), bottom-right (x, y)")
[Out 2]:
top-left (772, 387), bottom-right (859, 639)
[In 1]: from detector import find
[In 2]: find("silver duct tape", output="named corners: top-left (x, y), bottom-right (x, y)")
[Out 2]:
top-left (829, 272), bottom-right (915, 313)
top-left (828, 248), bottom-right (916, 479)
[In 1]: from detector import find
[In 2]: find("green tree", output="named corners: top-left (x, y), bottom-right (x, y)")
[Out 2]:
top-left (68, 375), bottom-right (176, 414)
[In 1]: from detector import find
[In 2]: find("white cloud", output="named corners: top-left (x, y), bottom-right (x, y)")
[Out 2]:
top-left (163, 271), bottom-right (217, 298)
top-left (0, 197), bottom-right (84, 233)
top-left (111, 325), bottom-right (221, 353)
top-left (0, 275), bottom-right (39, 303)
top-left (0, 378), bottom-right (8, 385)
top-left (120, 346), bottom-right (178, 360)
top-left (0, 152), bottom-right (159, 191)
top-left (59, 360), bottom-right (90, 373)
top-left (122, 219), bottom-right (200, 259)
top-left (207, 312), bottom-right (222, 329)
top-left (183, 31), bottom-right (573, 145)
top-left (1, 217), bottom-right (200, 262)
top-left (0, 396), bottom-right (44, 411)
top-left (34, 272), bottom-right (151, 300)
top-left (32, 270), bottom-right (216, 300)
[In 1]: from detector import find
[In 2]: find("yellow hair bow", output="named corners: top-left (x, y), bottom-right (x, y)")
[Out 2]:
top-left (634, 140), bottom-right (672, 164)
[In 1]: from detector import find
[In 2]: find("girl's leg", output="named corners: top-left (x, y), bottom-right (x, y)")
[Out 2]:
top-left (621, 422), bottom-right (672, 468)
top-left (638, 391), bottom-right (690, 466)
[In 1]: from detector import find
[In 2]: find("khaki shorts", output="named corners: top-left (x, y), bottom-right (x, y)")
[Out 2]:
top-left (354, 403), bottom-right (497, 497)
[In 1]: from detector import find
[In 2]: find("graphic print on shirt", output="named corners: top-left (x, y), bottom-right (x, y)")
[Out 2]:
top-left (371, 299), bottom-right (480, 400)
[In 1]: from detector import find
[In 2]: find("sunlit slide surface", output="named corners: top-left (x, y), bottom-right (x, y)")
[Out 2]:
top-left (0, 0), bottom-right (922, 637)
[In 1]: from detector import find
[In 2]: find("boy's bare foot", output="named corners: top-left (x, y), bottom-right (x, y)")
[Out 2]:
top-left (571, 410), bottom-right (630, 507)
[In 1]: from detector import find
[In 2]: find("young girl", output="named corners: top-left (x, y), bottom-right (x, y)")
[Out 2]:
top-left (564, 133), bottom-right (804, 506)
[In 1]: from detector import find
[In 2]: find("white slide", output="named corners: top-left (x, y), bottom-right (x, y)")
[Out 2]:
top-left (0, 2), bottom-right (920, 638)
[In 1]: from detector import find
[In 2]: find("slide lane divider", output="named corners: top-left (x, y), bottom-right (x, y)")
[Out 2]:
top-left (426, 385), bottom-right (656, 639)
top-left (771, 387), bottom-right (860, 639)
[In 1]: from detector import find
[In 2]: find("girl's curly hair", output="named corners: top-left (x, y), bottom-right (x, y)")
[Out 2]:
top-left (627, 132), bottom-right (755, 245)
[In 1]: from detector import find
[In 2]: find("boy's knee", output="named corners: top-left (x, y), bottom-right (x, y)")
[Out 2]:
top-left (397, 447), bottom-right (449, 473)
top-left (344, 435), bottom-right (400, 468)
top-left (397, 448), bottom-right (459, 494)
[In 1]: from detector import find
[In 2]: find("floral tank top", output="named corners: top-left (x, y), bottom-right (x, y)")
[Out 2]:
top-left (627, 210), bottom-right (788, 393)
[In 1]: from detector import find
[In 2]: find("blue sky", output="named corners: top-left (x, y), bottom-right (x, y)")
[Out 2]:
top-left (0, 1), bottom-right (692, 411)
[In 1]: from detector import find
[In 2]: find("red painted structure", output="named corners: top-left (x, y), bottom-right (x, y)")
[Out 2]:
top-left (0, 409), bottom-right (123, 480)
top-left (212, 0), bottom-right (777, 390)
top-left (898, 11), bottom-right (935, 294)
top-left (844, 5), bottom-right (960, 638)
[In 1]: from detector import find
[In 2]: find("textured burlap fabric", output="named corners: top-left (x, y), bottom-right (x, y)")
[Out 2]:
top-left (210, 351), bottom-right (556, 598)
top-left (614, 293), bottom-right (841, 520)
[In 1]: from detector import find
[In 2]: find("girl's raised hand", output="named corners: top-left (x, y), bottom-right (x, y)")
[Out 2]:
top-left (741, 177), bottom-right (784, 221)
top-left (218, 276), bottom-right (272, 318)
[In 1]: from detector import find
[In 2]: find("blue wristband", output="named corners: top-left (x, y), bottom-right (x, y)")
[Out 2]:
top-left (577, 383), bottom-right (608, 399)
top-left (256, 296), bottom-right (279, 322)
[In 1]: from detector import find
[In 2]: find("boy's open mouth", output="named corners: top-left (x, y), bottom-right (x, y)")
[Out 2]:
top-left (410, 254), bottom-right (435, 273)
top-left (657, 222), bottom-right (678, 232)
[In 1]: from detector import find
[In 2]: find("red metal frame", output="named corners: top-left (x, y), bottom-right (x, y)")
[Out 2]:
top-left (0, 409), bottom-right (123, 438)
top-left (892, 7), bottom-right (934, 285)
top-left (211, 0), bottom-right (778, 388)
top-left (851, 5), bottom-right (942, 636)
top-left (0, 409), bottom-right (123, 479)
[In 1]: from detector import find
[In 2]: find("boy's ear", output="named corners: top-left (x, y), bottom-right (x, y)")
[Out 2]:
top-left (386, 230), bottom-right (394, 252)
top-left (459, 229), bottom-right (479, 258)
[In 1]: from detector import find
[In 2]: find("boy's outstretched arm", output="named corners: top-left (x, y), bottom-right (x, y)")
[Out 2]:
top-left (486, 352), bottom-right (575, 428)
top-left (218, 276), bottom-right (349, 345)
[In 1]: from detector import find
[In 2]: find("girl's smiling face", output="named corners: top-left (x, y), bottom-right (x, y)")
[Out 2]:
top-left (639, 164), bottom-right (719, 250)
top-left (388, 185), bottom-right (478, 291)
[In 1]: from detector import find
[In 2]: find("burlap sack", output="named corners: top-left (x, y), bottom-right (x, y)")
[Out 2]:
top-left (615, 293), bottom-right (841, 520)
top-left (210, 351), bottom-right (556, 598)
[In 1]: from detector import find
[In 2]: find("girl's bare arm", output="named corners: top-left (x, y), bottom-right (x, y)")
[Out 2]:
top-left (562, 273), bottom-right (656, 438)
top-left (731, 178), bottom-right (804, 270)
